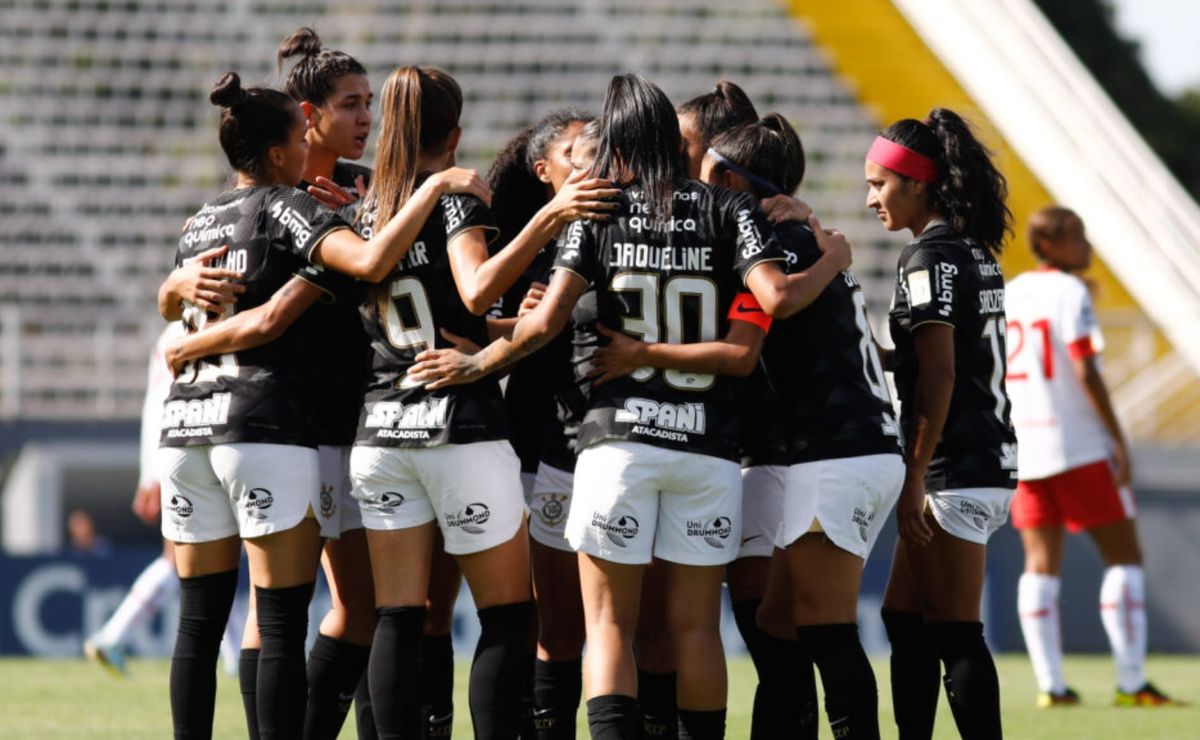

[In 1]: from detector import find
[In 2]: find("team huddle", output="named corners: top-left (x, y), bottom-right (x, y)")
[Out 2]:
top-left (146, 26), bottom-right (1178, 740)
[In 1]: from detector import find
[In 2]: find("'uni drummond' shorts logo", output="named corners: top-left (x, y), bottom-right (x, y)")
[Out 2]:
top-left (687, 516), bottom-right (733, 549)
top-left (364, 492), bottom-right (405, 513)
top-left (167, 494), bottom-right (194, 521)
top-left (593, 513), bottom-right (640, 548)
top-left (243, 488), bottom-right (274, 520)
top-left (446, 503), bottom-right (491, 534)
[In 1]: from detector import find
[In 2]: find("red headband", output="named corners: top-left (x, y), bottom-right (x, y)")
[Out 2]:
top-left (867, 136), bottom-right (938, 182)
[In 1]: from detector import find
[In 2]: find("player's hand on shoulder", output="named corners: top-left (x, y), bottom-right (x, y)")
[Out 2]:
top-left (169, 244), bottom-right (245, 315)
top-left (809, 214), bottom-right (852, 272)
top-left (761, 194), bottom-right (812, 224)
top-left (428, 167), bottom-right (492, 207)
top-left (896, 475), bottom-right (933, 548)
top-left (589, 324), bottom-right (645, 387)
top-left (546, 168), bottom-right (620, 224)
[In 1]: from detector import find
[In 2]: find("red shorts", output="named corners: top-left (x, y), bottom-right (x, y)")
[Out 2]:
top-left (1012, 459), bottom-right (1135, 533)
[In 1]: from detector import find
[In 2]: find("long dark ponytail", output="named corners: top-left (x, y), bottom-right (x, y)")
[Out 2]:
top-left (881, 108), bottom-right (1012, 253)
top-left (591, 73), bottom-right (684, 220)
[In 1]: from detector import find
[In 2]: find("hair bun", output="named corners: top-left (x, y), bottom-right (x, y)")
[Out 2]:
top-left (210, 72), bottom-right (247, 108)
top-left (277, 27), bottom-right (323, 67)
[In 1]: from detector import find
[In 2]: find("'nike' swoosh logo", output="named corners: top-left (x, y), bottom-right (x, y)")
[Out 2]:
top-left (741, 534), bottom-right (762, 544)
top-left (735, 304), bottom-right (763, 314)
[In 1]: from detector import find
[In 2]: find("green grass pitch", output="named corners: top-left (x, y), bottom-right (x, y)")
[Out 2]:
top-left (0, 654), bottom-right (1193, 738)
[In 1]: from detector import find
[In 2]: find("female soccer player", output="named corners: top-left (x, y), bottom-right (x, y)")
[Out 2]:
top-left (592, 113), bottom-right (894, 739)
top-left (486, 110), bottom-right (617, 740)
top-left (1006, 205), bottom-right (1182, 708)
top-left (157, 70), bottom-right (487, 740)
top-left (677, 81), bottom-right (758, 178)
top-left (868, 109), bottom-right (1016, 740)
top-left (338, 65), bottom-right (612, 740)
top-left (409, 73), bottom-right (852, 740)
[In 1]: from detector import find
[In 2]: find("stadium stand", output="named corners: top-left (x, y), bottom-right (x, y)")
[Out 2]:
top-left (0, 0), bottom-right (1197, 441)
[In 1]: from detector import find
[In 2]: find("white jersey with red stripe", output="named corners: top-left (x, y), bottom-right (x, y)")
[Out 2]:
top-left (1005, 269), bottom-right (1111, 480)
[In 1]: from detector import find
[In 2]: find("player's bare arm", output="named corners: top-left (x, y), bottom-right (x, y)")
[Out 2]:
top-left (899, 322), bottom-right (955, 548)
top-left (311, 167), bottom-right (490, 283)
top-left (164, 276), bottom-right (323, 374)
top-left (1074, 354), bottom-right (1132, 486)
top-left (409, 269), bottom-right (585, 389)
top-left (745, 215), bottom-right (851, 318)
top-left (589, 320), bottom-right (766, 386)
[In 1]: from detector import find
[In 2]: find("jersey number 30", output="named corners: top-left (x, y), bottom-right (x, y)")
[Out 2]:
top-left (611, 273), bottom-right (717, 391)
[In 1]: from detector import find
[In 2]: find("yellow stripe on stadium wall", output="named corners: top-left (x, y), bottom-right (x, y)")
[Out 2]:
top-left (783, 0), bottom-right (1135, 313)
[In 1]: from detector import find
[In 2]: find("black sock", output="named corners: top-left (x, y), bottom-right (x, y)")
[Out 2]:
top-left (930, 621), bottom-right (1002, 740)
top-left (797, 623), bottom-right (880, 740)
top-left (587, 695), bottom-right (641, 740)
top-left (255, 583), bottom-right (313, 740)
top-left (239, 648), bottom-right (261, 740)
top-left (369, 606), bottom-right (426, 739)
top-left (882, 609), bottom-right (940, 740)
top-left (469, 601), bottom-right (533, 740)
top-left (421, 633), bottom-right (455, 738)
top-left (304, 634), bottom-right (371, 740)
top-left (354, 670), bottom-right (378, 740)
top-left (519, 648), bottom-right (536, 740)
top-left (638, 669), bottom-right (677, 739)
top-left (533, 658), bottom-right (582, 740)
top-left (731, 599), bottom-right (818, 739)
top-left (678, 708), bottom-right (726, 740)
top-left (170, 570), bottom-right (238, 740)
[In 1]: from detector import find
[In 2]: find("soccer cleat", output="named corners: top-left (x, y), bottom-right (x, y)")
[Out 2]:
top-left (1114, 682), bottom-right (1188, 707)
top-left (1036, 688), bottom-right (1081, 708)
top-left (84, 639), bottom-right (129, 678)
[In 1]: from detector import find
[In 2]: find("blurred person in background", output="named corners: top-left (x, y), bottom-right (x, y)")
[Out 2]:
top-left (85, 322), bottom-right (244, 679)
top-left (1006, 205), bottom-right (1186, 708)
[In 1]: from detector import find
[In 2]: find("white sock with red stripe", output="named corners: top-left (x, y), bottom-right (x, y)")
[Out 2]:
top-left (93, 556), bottom-right (179, 647)
top-left (1018, 573), bottom-right (1065, 693)
top-left (1099, 565), bottom-right (1147, 693)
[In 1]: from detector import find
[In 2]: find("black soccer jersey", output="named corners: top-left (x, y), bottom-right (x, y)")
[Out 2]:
top-left (552, 180), bottom-right (786, 461)
top-left (765, 221), bottom-right (902, 464)
top-left (161, 186), bottom-right (350, 448)
top-left (496, 237), bottom-right (562, 473)
top-left (888, 223), bottom-right (1018, 490)
top-left (357, 192), bottom-right (508, 447)
top-left (539, 288), bottom-right (600, 473)
top-left (295, 161), bottom-right (374, 446)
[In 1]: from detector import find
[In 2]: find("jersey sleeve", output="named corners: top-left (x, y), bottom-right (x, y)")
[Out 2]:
top-left (552, 220), bottom-right (598, 286)
top-left (1062, 278), bottom-right (1100, 359)
top-left (900, 246), bottom-right (959, 329)
top-left (442, 194), bottom-right (500, 246)
top-left (729, 198), bottom-right (787, 284)
top-left (264, 186), bottom-right (352, 263)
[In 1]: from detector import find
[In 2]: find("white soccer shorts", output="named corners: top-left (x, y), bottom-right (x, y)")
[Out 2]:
top-left (776, 453), bottom-right (905, 560)
top-left (566, 441), bottom-right (742, 566)
top-left (158, 444), bottom-right (320, 543)
top-left (528, 461), bottom-right (575, 552)
top-left (926, 486), bottom-right (1014, 545)
top-left (316, 445), bottom-right (363, 538)
top-left (350, 440), bottom-right (525, 556)
top-left (738, 465), bottom-right (786, 559)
